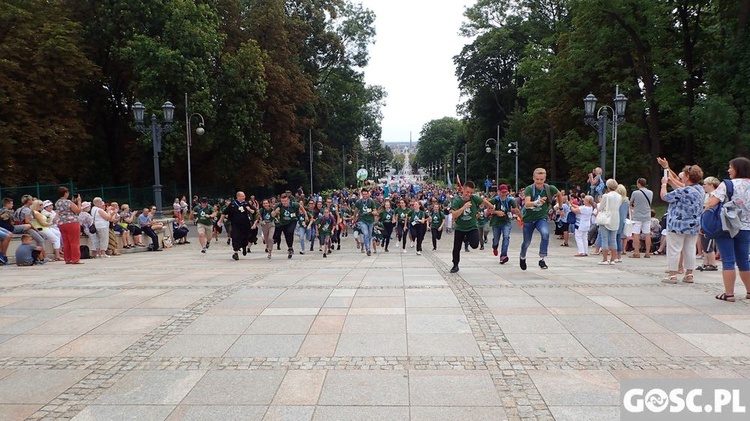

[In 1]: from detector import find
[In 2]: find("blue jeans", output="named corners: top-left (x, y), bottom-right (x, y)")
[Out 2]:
top-left (599, 226), bottom-right (618, 250)
top-left (520, 219), bottom-right (550, 259)
top-left (715, 230), bottom-right (750, 271)
top-left (492, 224), bottom-right (512, 257)
top-left (616, 222), bottom-right (625, 253)
top-left (297, 225), bottom-right (307, 251)
top-left (357, 221), bottom-right (374, 251)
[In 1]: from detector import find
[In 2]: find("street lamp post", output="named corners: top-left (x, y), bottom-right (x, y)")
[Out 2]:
top-left (456, 151), bottom-right (467, 183)
top-left (184, 93), bottom-right (205, 210)
top-left (133, 100), bottom-right (175, 219)
top-left (507, 141), bottom-right (519, 193)
top-left (584, 86), bottom-right (627, 179)
top-left (343, 148), bottom-right (353, 186)
top-left (309, 129), bottom-right (323, 195)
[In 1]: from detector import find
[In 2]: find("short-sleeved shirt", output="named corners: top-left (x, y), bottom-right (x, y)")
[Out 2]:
top-left (712, 178), bottom-right (750, 230)
top-left (630, 188), bottom-right (653, 222)
top-left (0, 208), bottom-right (14, 231)
top-left (451, 194), bottom-right (484, 232)
top-left (55, 199), bottom-right (78, 225)
top-left (275, 202), bottom-right (302, 225)
top-left (373, 222), bottom-right (385, 239)
top-left (396, 208), bottom-right (410, 223)
top-left (355, 198), bottom-right (377, 223)
top-left (380, 209), bottom-right (395, 224)
top-left (15, 243), bottom-right (37, 265)
top-left (14, 206), bottom-right (32, 224)
top-left (259, 207), bottom-right (276, 224)
top-left (429, 210), bottom-right (444, 229)
top-left (316, 215), bottom-right (335, 236)
top-left (409, 209), bottom-right (427, 226)
top-left (194, 205), bottom-right (214, 226)
top-left (664, 185), bottom-right (704, 234)
top-left (523, 184), bottom-right (559, 222)
top-left (489, 196), bottom-right (517, 227)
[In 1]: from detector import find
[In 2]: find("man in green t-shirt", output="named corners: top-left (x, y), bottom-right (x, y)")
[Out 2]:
top-left (353, 189), bottom-right (378, 256)
top-left (489, 184), bottom-right (519, 264)
top-left (274, 193), bottom-right (307, 259)
top-left (520, 168), bottom-right (564, 270)
top-left (194, 197), bottom-right (216, 253)
top-left (449, 181), bottom-right (495, 273)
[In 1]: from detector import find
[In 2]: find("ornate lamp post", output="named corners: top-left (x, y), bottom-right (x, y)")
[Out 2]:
top-left (343, 150), bottom-right (353, 186)
top-left (456, 150), bottom-right (467, 182)
top-left (584, 86), bottom-right (627, 179)
top-left (184, 94), bottom-right (205, 209)
top-left (309, 130), bottom-right (323, 194)
top-left (133, 100), bottom-right (175, 219)
top-left (507, 141), bottom-right (518, 193)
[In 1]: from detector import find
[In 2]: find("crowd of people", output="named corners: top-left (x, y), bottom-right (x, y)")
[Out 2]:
top-left (2, 157), bottom-right (750, 305)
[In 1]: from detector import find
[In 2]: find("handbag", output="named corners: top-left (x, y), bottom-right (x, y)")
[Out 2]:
top-left (89, 208), bottom-right (98, 234)
top-left (701, 179), bottom-right (740, 239)
top-left (595, 211), bottom-right (611, 226)
top-left (622, 219), bottom-right (634, 237)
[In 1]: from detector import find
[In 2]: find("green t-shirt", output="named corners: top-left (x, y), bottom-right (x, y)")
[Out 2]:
top-left (194, 205), bottom-right (214, 226)
top-left (429, 210), bottom-right (444, 229)
top-left (477, 207), bottom-right (489, 226)
top-left (259, 207), bottom-right (276, 224)
top-left (316, 215), bottom-right (335, 236)
top-left (489, 196), bottom-right (517, 227)
top-left (396, 208), bottom-right (409, 223)
top-left (355, 198), bottom-right (377, 223)
top-left (409, 209), bottom-right (427, 226)
top-left (380, 209), bottom-right (395, 224)
top-left (451, 194), bottom-right (484, 232)
top-left (275, 202), bottom-right (302, 225)
top-left (523, 184), bottom-right (559, 222)
top-left (373, 221), bottom-right (385, 239)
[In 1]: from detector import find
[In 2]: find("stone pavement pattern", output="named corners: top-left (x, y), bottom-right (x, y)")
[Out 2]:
top-left (0, 228), bottom-right (749, 420)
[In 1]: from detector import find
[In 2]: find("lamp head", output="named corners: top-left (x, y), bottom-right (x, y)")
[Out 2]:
top-left (583, 93), bottom-right (597, 117)
top-left (614, 93), bottom-right (627, 118)
top-left (485, 146), bottom-right (491, 154)
top-left (317, 150), bottom-right (322, 156)
top-left (348, 160), bottom-right (352, 165)
top-left (162, 101), bottom-right (175, 123)
top-left (133, 101), bottom-right (145, 125)
top-left (195, 125), bottom-right (205, 136)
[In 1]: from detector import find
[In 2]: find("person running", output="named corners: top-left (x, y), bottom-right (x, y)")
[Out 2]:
top-left (372, 213), bottom-right (384, 254)
top-left (477, 203), bottom-right (490, 250)
top-left (406, 200), bottom-right (428, 255)
top-left (428, 201), bottom-right (445, 251)
top-left (316, 207), bottom-right (335, 258)
top-left (353, 188), bottom-right (378, 256)
top-left (379, 200), bottom-right (396, 252)
top-left (194, 198), bottom-right (217, 253)
top-left (489, 184), bottom-right (518, 264)
top-left (219, 191), bottom-right (258, 260)
top-left (259, 199), bottom-right (278, 259)
top-left (275, 193), bottom-right (306, 259)
top-left (520, 168), bottom-right (564, 270)
top-left (449, 181), bottom-right (495, 273)
top-left (395, 199), bottom-right (409, 251)
top-left (324, 197), bottom-right (341, 251)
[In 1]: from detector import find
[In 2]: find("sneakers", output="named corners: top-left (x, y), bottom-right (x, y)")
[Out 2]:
top-left (403, 249), bottom-right (407, 254)
top-left (288, 248), bottom-right (293, 259)
top-left (201, 247), bottom-right (207, 253)
top-left (299, 251), bottom-right (305, 255)
top-left (366, 250), bottom-right (371, 256)
top-left (480, 246), bottom-right (485, 250)
top-left (538, 259), bottom-right (548, 269)
top-left (227, 238), bottom-right (231, 245)
top-left (323, 253), bottom-right (327, 258)
top-left (337, 245), bottom-right (340, 250)
top-left (206, 242), bottom-right (210, 250)
top-left (499, 255), bottom-right (509, 265)
top-left (520, 258), bottom-right (527, 270)
top-left (0, 253), bottom-right (7, 265)
top-left (597, 261), bottom-right (612, 265)
top-left (242, 247), bottom-right (247, 256)
top-left (361, 248), bottom-right (365, 254)
top-left (232, 252), bottom-right (239, 261)
top-left (450, 265), bottom-right (459, 273)
top-left (410, 241), bottom-right (414, 248)
top-left (493, 249), bottom-right (498, 256)
top-left (432, 247), bottom-right (436, 251)
top-left (416, 251), bottom-right (421, 255)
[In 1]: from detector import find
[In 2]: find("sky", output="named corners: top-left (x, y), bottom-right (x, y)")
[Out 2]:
top-left (356, 0), bottom-right (475, 144)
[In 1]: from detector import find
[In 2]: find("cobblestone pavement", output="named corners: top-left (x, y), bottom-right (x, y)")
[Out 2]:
top-left (0, 227), bottom-right (749, 420)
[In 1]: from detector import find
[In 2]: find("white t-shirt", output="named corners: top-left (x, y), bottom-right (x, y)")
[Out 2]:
top-left (91, 207), bottom-right (110, 229)
top-left (711, 178), bottom-right (750, 230)
top-left (577, 205), bottom-right (593, 231)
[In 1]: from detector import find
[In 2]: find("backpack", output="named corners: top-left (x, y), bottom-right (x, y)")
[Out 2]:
top-left (700, 179), bottom-right (736, 239)
top-left (80, 245), bottom-right (91, 259)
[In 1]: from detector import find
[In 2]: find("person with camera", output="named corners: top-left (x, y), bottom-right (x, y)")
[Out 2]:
top-left (55, 186), bottom-right (83, 264)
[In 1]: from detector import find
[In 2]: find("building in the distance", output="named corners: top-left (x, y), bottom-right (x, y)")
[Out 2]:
top-left (384, 141), bottom-right (417, 154)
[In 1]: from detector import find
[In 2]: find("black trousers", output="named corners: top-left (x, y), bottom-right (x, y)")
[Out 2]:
top-left (142, 226), bottom-right (159, 250)
top-left (398, 222), bottom-right (409, 249)
top-left (382, 222), bottom-right (395, 249)
top-left (431, 227), bottom-right (443, 249)
top-left (396, 221), bottom-right (405, 242)
top-left (278, 221), bottom-right (297, 250)
top-left (409, 224), bottom-right (426, 252)
top-left (452, 229), bottom-right (479, 266)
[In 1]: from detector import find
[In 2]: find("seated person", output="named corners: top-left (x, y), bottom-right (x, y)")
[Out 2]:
top-left (0, 226), bottom-right (11, 265)
top-left (120, 204), bottom-right (144, 246)
top-left (138, 208), bottom-right (161, 251)
top-left (173, 221), bottom-right (189, 244)
top-left (109, 202), bottom-right (133, 249)
top-left (9, 196), bottom-right (45, 252)
top-left (15, 234), bottom-right (46, 266)
top-left (78, 202), bottom-right (94, 235)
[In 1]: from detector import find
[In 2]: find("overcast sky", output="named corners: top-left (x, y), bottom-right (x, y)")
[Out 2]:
top-left (357, 0), bottom-right (474, 144)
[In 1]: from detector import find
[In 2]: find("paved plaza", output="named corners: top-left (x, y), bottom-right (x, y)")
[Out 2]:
top-left (1, 227), bottom-right (750, 420)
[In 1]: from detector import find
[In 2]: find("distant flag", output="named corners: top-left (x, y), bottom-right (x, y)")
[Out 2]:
top-left (447, 172), bottom-right (452, 188)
